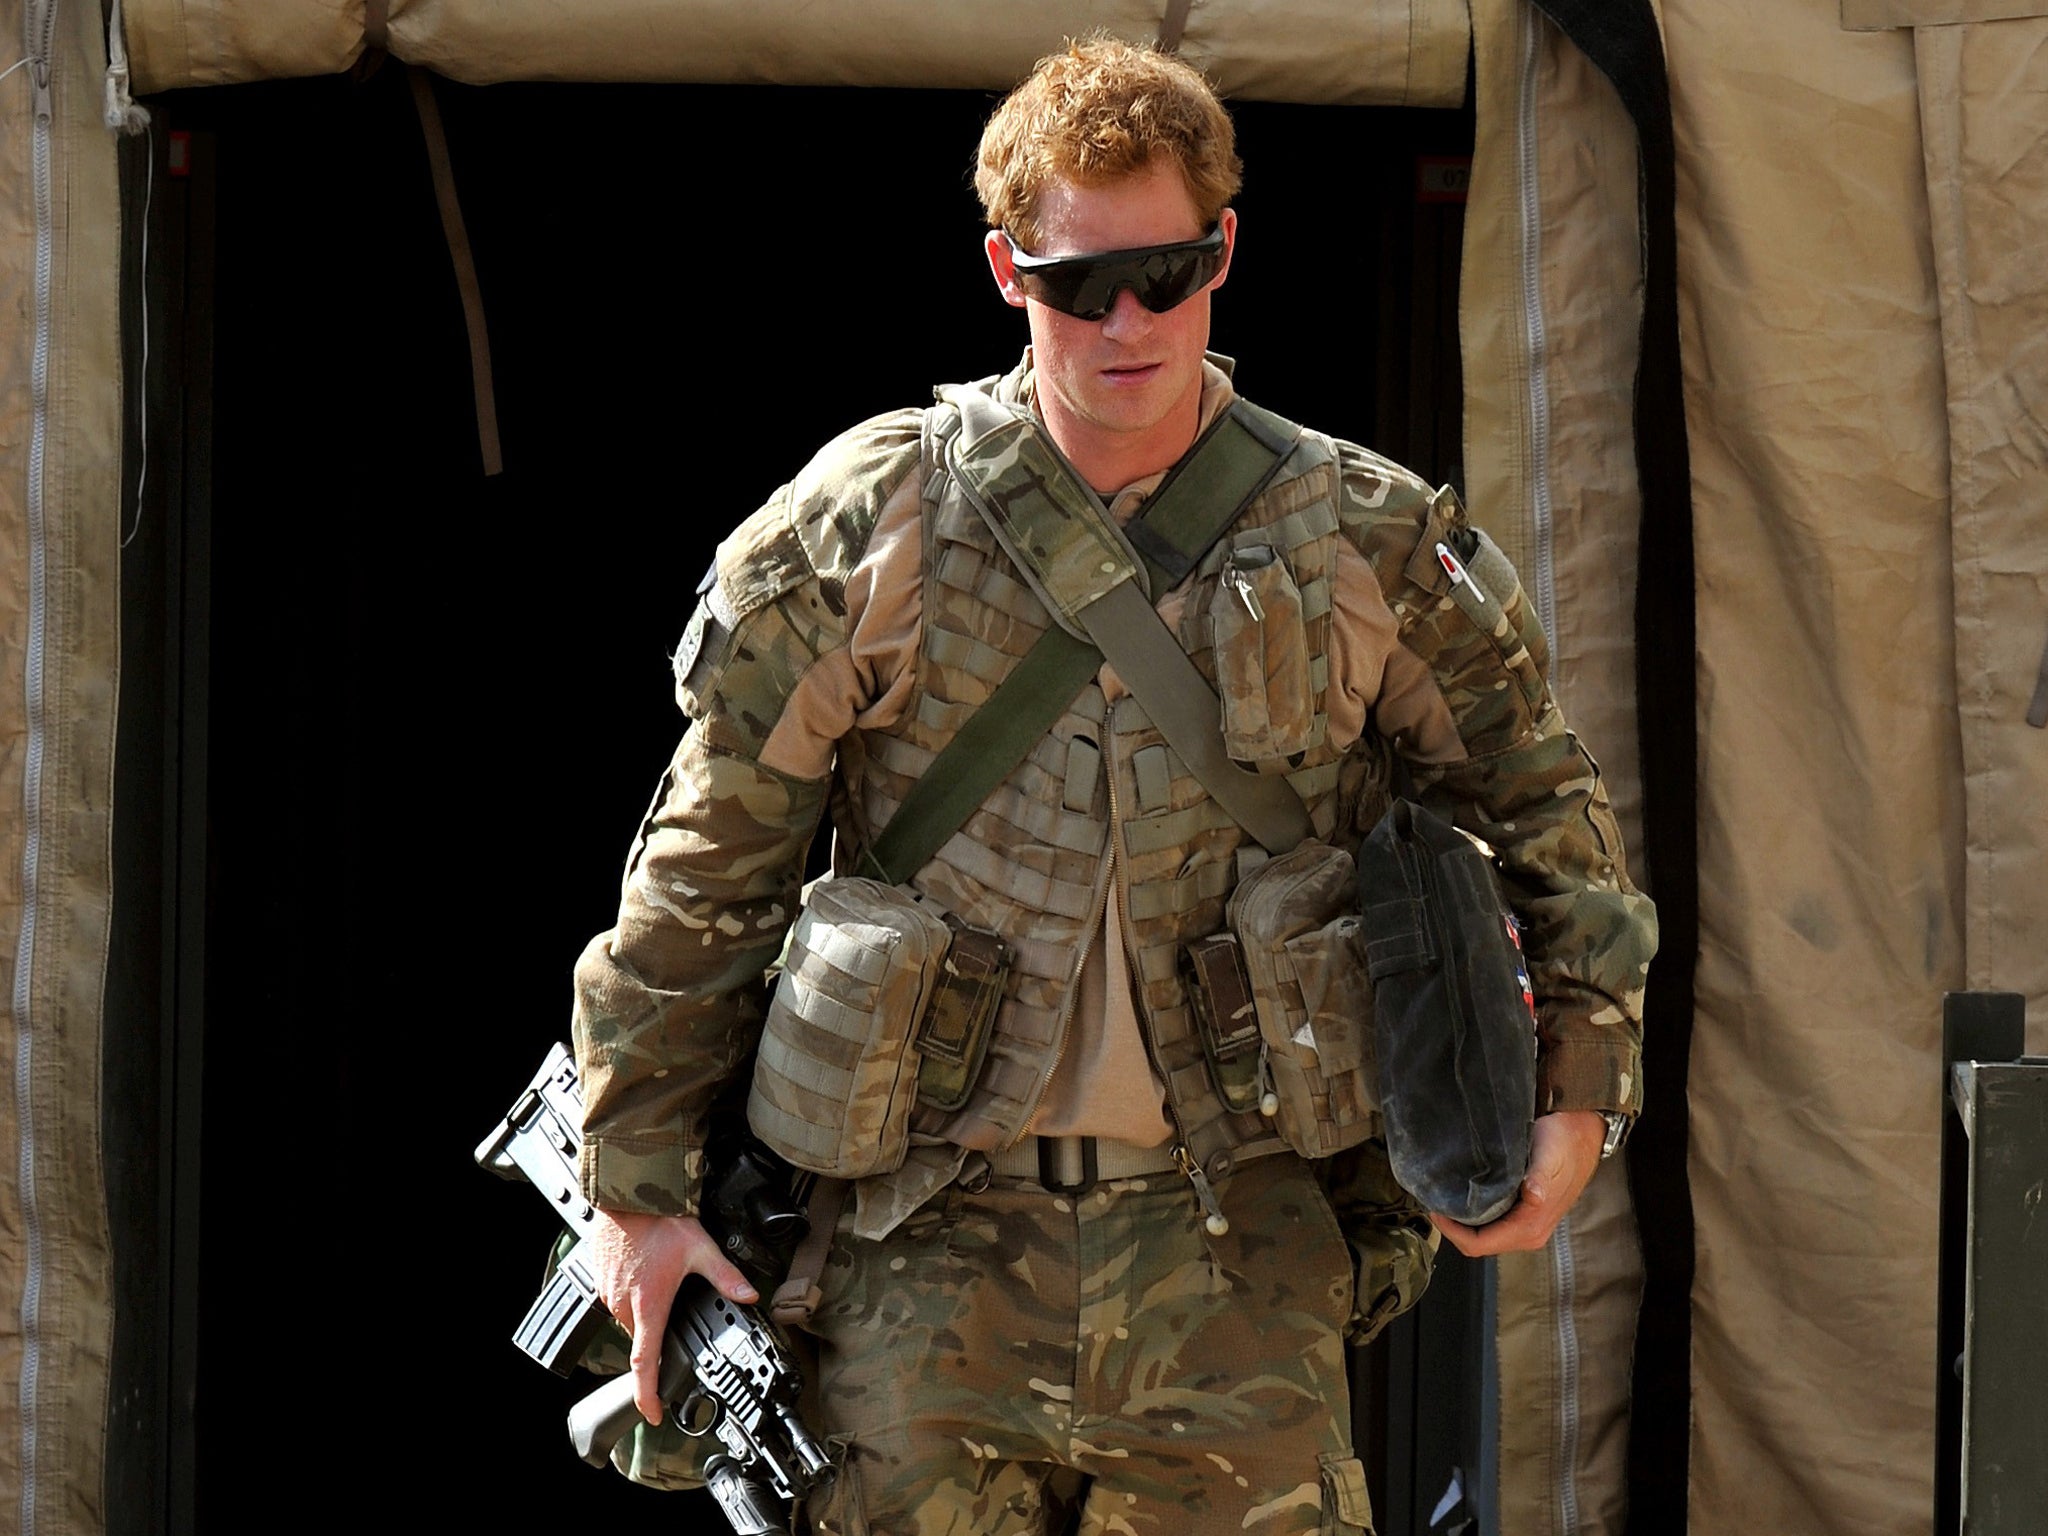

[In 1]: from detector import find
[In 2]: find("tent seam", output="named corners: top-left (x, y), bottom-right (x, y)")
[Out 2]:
top-left (18, 7), bottom-right (60, 1536)
top-left (1917, 28), bottom-right (1990, 986)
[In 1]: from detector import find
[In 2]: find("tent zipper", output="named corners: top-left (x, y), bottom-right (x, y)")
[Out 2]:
top-left (17, 9), bottom-right (58, 1536)
top-left (1517, 6), bottom-right (1559, 643)
top-left (1551, 1212), bottom-right (1585, 1533)
top-left (1517, 12), bottom-right (1582, 1532)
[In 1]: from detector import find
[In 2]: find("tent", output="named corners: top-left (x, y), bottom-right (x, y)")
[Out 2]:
top-left (3, 0), bottom-right (2042, 1531)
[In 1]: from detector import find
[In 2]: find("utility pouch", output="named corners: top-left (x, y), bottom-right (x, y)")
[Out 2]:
top-left (1356, 799), bottom-right (1538, 1226)
top-left (1180, 933), bottom-right (1268, 1115)
top-left (1209, 542), bottom-right (1321, 765)
top-left (746, 878), bottom-right (954, 1180)
top-left (911, 916), bottom-right (1011, 1112)
top-left (1225, 840), bottom-right (1380, 1158)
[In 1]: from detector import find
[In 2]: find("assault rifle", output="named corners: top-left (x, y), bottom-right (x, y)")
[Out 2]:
top-left (475, 1043), bottom-right (833, 1536)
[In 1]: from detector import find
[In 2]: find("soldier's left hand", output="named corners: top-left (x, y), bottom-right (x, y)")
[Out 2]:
top-left (1428, 1109), bottom-right (1606, 1257)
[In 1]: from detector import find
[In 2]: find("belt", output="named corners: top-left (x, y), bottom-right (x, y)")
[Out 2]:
top-left (984, 1135), bottom-right (1182, 1194)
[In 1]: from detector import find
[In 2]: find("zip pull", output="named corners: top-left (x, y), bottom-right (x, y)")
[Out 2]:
top-left (1174, 1146), bottom-right (1231, 1236)
top-left (1226, 565), bottom-right (1265, 624)
top-left (1257, 1046), bottom-right (1280, 1120)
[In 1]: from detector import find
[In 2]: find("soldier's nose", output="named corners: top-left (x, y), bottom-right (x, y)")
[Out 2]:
top-left (1098, 285), bottom-right (1150, 334)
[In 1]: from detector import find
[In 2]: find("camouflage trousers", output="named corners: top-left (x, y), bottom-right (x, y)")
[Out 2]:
top-left (801, 1152), bottom-right (1376, 1536)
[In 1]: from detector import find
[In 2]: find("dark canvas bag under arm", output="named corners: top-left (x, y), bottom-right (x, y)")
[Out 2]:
top-left (1356, 798), bottom-right (1539, 1225)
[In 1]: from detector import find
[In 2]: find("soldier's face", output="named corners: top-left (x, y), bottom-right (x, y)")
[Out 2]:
top-left (986, 158), bottom-right (1235, 486)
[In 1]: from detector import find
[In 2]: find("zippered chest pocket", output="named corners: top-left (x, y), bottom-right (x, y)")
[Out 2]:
top-left (1209, 543), bottom-right (1322, 765)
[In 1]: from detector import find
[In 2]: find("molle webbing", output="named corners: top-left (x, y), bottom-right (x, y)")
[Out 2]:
top-left (858, 625), bottom-right (1099, 886)
top-left (860, 397), bottom-right (1304, 885)
top-left (1080, 580), bottom-right (1313, 853)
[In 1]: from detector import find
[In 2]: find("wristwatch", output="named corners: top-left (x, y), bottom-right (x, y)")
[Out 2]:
top-left (1598, 1110), bottom-right (1631, 1160)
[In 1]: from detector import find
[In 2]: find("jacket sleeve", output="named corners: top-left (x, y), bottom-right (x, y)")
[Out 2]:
top-left (1338, 445), bottom-right (1658, 1123)
top-left (572, 412), bottom-right (925, 1217)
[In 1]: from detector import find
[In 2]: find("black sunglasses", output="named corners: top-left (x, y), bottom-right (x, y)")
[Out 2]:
top-left (1003, 225), bottom-right (1227, 321)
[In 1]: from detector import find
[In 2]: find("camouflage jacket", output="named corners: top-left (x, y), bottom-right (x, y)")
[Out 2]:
top-left (571, 356), bottom-right (1657, 1229)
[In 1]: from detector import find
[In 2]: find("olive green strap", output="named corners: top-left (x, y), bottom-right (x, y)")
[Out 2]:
top-left (1121, 400), bottom-right (1300, 586)
top-left (861, 396), bottom-right (1302, 884)
top-left (1075, 580), bottom-right (1314, 854)
top-left (857, 626), bottom-right (1100, 883)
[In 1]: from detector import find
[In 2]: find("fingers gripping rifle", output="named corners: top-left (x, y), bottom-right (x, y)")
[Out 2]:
top-left (475, 1044), bottom-right (834, 1536)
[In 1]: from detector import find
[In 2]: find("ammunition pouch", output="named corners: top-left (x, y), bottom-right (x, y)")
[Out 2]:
top-left (746, 877), bottom-right (1009, 1180)
top-left (1184, 840), bottom-right (1381, 1160)
top-left (1209, 540), bottom-right (1323, 766)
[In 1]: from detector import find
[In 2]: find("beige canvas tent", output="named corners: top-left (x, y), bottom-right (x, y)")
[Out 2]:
top-left (3, 0), bottom-right (2042, 1532)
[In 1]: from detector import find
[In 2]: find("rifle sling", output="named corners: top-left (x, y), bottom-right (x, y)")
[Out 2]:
top-left (858, 626), bottom-right (1102, 884)
top-left (1075, 578), bottom-right (1313, 854)
top-left (861, 396), bottom-right (1308, 885)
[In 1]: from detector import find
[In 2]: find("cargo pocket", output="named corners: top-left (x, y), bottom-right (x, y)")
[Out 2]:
top-left (1226, 841), bottom-right (1380, 1159)
top-left (747, 879), bottom-right (954, 1180)
top-left (1210, 542), bottom-right (1322, 765)
top-left (1318, 1452), bottom-right (1376, 1535)
top-left (805, 1436), bottom-right (867, 1536)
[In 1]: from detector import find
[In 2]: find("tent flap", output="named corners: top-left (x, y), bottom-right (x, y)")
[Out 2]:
top-left (1462, 5), bottom-right (1650, 1531)
top-left (2, 2), bottom-right (124, 1535)
top-left (1667, 2), bottom-right (1969, 1530)
top-left (124, 0), bottom-right (1471, 104)
top-left (1913, 18), bottom-right (2048, 1009)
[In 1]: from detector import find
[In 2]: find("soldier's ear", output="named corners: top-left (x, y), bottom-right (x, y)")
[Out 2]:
top-left (1210, 207), bottom-right (1238, 292)
top-left (985, 229), bottom-right (1029, 309)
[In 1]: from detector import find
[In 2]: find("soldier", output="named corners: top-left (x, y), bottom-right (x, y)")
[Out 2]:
top-left (573, 37), bottom-right (1655, 1536)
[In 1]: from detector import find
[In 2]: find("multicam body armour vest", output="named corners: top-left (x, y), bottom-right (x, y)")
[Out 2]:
top-left (837, 389), bottom-right (1395, 1185)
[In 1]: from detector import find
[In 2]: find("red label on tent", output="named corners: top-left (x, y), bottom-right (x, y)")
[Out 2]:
top-left (1416, 156), bottom-right (1471, 204)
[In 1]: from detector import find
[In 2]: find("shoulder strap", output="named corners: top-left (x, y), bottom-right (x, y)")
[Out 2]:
top-left (859, 393), bottom-right (1307, 884)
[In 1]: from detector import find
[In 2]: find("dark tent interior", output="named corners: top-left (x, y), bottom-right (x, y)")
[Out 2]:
top-left (104, 62), bottom-right (1478, 1532)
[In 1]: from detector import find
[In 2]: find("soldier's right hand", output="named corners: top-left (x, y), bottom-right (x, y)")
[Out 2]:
top-left (591, 1207), bottom-right (759, 1427)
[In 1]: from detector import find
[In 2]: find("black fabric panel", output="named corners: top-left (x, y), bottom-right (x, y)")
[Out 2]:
top-left (1523, 4), bottom-right (1700, 1532)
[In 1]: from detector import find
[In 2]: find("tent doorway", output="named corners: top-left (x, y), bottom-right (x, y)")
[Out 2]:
top-left (106, 64), bottom-right (1477, 1534)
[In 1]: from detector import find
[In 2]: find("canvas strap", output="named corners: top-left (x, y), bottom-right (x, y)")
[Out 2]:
top-left (407, 67), bottom-right (502, 476)
top-left (769, 1174), bottom-right (850, 1327)
top-left (858, 390), bottom-right (1307, 884)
